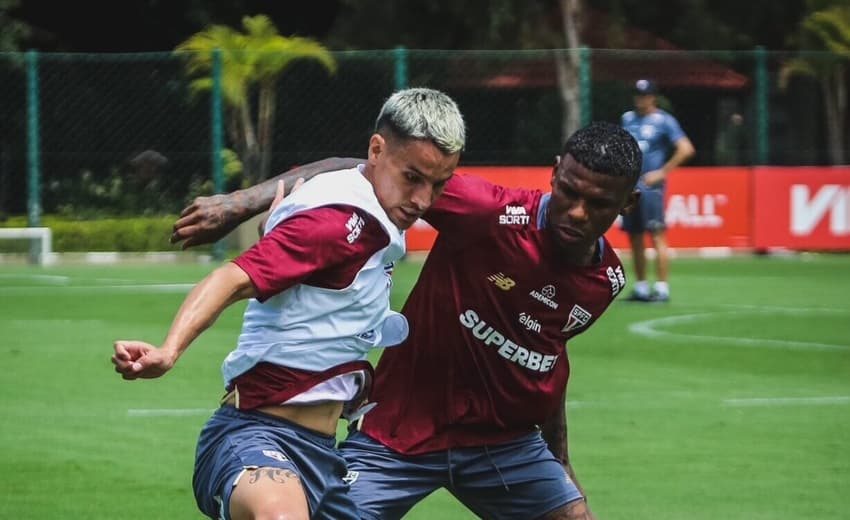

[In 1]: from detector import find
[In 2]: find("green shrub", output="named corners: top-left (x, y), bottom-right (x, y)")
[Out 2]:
top-left (0, 215), bottom-right (205, 252)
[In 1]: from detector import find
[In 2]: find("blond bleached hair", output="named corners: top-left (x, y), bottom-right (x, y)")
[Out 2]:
top-left (375, 87), bottom-right (466, 155)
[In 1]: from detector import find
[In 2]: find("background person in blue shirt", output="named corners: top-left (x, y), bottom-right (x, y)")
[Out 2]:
top-left (620, 79), bottom-right (695, 302)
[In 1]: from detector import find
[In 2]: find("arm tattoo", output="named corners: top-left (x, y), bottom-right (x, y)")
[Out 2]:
top-left (540, 387), bottom-right (569, 465)
top-left (564, 498), bottom-right (593, 520)
top-left (236, 157), bottom-right (364, 217)
top-left (247, 468), bottom-right (300, 484)
top-left (537, 498), bottom-right (593, 520)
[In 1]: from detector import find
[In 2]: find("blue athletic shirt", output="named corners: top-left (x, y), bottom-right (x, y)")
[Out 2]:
top-left (621, 109), bottom-right (687, 189)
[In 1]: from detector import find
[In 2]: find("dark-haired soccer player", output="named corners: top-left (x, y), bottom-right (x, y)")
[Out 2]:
top-left (170, 121), bottom-right (641, 520)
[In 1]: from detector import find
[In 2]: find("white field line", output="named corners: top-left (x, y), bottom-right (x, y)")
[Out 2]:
top-left (7, 319), bottom-right (106, 326)
top-left (127, 408), bottom-right (215, 417)
top-left (127, 396), bottom-right (850, 417)
top-left (0, 273), bottom-right (70, 284)
top-left (0, 283), bottom-right (194, 294)
top-left (723, 396), bottom-right (850, 407)
top-left (628, 308), bottom-right (850, 352)
top-left (0, 273), bottom-right (157, 284)
top-left (569, 395), bottom-right (850, 409)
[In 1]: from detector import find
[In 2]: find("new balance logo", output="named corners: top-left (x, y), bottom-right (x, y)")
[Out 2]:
top-left (499, 205), bottom-right (531, 225)
top-left (488, 272), bottom-right (516, 291)
top-left (345, 212), bottom-right (365, 244)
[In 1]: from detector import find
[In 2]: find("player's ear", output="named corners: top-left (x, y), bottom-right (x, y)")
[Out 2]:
top-left (550, 155), bottom-right (561, 189)
top-left (368, 134), bottom-right (386, 165)
top-left (619, 189), bottom-right (641, 216)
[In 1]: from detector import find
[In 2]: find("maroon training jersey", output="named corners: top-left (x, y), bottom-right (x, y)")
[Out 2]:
top-left (359, 173), bottom-right (627, 454)
top-left (233, 204), bottom-right (389, 299)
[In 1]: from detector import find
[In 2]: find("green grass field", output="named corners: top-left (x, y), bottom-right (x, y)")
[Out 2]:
top-left (1, 254), bottom-right (849, 519)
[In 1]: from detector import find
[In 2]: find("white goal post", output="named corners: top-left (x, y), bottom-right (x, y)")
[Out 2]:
top-left (0, 227), bottom-right (54, 265)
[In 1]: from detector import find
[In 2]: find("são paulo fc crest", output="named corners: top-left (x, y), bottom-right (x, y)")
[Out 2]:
top-left (562, 305), bottom-right (591, 332)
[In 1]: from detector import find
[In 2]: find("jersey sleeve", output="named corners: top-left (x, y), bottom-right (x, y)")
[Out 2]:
top-left (423, 173), bottom-right (533, 234)
top-left (232, 205), bottom-right (388, 301)
top-left (663, 113), bottom-right (687, 143)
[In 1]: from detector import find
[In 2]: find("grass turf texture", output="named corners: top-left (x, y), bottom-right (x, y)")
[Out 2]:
top-left (1, 254), bottom-right (848, 519)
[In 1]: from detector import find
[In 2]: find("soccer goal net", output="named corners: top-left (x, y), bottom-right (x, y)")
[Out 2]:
top-left (0, 227), bottom-right (54, 265)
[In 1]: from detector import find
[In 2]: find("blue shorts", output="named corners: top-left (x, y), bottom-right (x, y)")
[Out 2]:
top-left (339, 430), bottom-right (583, 520)
top-left (193, 405), bottom-right (358, 520)
top-left (621, 185), bottom-right (666, 234)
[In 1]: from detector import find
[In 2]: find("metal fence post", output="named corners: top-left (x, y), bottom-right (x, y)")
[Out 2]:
top-left (211, 48), bottom-right (225, 261)
top-left (394, 46), bottom-right (408, 91)
top-left (579, 46), bottom-right (592, 127)
top-left (755, 46), bottom-right (769, 165)
top-left (26, 50), bottom-right (42, 264)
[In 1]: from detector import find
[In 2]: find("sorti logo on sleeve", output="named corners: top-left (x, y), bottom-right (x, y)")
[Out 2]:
top-left (499, 205), bottom-right (530, 225)
top-left (345, 212), bottom-right (365, 243)
top-left (606, 265), bottom-right (626, 296)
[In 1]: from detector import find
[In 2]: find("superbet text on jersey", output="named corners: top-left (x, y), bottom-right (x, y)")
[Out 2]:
top-left (358, 173), bottom-right (627, 455)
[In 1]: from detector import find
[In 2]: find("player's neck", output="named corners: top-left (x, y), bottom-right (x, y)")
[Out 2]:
top-left (638, 106), bottom-right (658, 117)
top-left (554, 237), bottom-right (599, 266)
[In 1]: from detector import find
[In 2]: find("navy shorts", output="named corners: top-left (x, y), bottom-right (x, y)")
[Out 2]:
top-left (339, 430), bottom-right (583, 520)
top-left (193, 405), bottom-right (358, 520)
top-left (621, 185), bottom-right (666, 234)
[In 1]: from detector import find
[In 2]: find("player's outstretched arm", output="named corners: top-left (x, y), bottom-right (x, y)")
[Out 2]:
top-left (111, 262), bottom-right (257, 380)
top-left (170, 157), bottom-right (363, 249)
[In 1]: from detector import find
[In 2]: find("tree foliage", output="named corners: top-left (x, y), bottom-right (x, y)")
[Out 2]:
top-left (0, 0), bottom-right (29, 51)
top-left (175, 15), bottom-right (336, 184)
top-left (781, 0), bottom-right (850, 164)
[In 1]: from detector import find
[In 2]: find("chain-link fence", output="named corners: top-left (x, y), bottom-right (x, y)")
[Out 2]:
top-left (0, 48), bottom-right (845, 221)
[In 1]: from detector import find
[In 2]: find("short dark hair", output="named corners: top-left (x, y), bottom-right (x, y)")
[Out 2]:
top-left (562, 121), bottom-right (642, 183)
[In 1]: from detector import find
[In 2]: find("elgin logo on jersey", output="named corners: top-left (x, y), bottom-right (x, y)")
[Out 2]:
top-left (459, 308), bottom-right (558, 373)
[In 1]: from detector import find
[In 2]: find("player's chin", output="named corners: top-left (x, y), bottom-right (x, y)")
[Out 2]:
top-left (555, 235), bottom-right (594, 256)
top-left (393, 210), bottom-right (420, 230)
top-left (555, 229), bottom-right (586, 247)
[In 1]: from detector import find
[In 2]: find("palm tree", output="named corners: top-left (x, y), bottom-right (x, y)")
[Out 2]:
top-left (176, 15), bottom-right (337, 184)
top-left (781, 3), bottom-right (850, 165)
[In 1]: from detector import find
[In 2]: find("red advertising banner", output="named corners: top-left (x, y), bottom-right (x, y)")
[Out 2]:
top-left (629, 166), bottom-right (752, 249)
top-left (753, 166), bottom-right (850, 250)
top-left (406, 166), bottom-right (754, 251)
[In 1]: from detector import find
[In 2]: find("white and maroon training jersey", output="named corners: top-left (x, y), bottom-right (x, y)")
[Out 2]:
top-left (360, 173), bottom-right (627, 454)
top-left (223, 167), bottom-right (408, 407)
